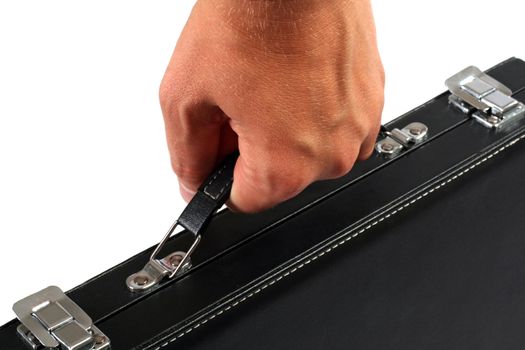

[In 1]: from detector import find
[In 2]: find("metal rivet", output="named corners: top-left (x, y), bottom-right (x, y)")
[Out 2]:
top-left (134, 275), bottom-right (149, 286)
top-left (380, 143), bottom-right (395, 152)
top-left (409, 127), bottom-right (422, 136)
top-left (94, 334), bottom-right (107, 345)
top-left (487, 115), bottom-right (500, 125)
top-left (168, 253), bottom-right (184, 267)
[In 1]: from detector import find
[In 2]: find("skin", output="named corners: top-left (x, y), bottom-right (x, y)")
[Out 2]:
top-left (160, 0), bottom-right (384, 213)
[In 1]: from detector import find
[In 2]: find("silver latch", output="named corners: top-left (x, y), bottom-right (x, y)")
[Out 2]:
top-left (446, 66), bottom-right (525, 128)
top-left (375, 122), bottom-right (429, 157)
top-left (13, 286), bottom-right (110, 350)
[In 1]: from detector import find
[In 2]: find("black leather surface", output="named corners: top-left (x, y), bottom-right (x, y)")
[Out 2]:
top-left (172, 131), bottom-right (525, 350)
top-left (108, 114), bottom-right (525, 349)
top-left (1, 58), bottom-right (525, 349)
top-left (0, 74), bottom-right (470, 342)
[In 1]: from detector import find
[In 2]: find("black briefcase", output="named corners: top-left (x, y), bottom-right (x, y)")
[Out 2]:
top-left (2, 58), bottom-right (525, 350)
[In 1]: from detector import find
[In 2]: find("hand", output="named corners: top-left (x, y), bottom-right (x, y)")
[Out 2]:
top-left (160, 0), bottom-right (384, 212)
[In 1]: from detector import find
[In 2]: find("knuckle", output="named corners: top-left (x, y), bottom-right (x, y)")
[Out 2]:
top-left (372, 91), bottom-right (385, 117)
top-left (274, 175), bottom-right (307, 200)
top-left (370, 120), bottom-right (382, 140)
top-left (358, 145), bottom-right (374, 161)
top-left (349, 96), bottom-right (383, 143)
top-left (368, 83), bottom-right (385, 118)
top-left (159, 78), bottom-right (175, 110)
top-left (354, 119), bottom-right (372, 141)
top-left (259, 164), bottom-right (309, 204)
top-left (328, 148), bottom-right (358, 178)
top-left (170, 159), bottom-right (202, 190)
top-left (159, 76), bottom-right (191, 117)
top-left (360, 98), bottom-right (383, 130)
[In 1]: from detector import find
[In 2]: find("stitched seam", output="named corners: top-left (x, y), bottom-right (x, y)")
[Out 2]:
top-left (203, 163), bottom-right (230, 200)
top-left (205, 178), bottom-right (232, 201)
top-left (152, 134), bottom-right (525, 350)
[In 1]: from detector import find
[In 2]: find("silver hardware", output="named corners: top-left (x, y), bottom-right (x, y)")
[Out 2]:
top-left (126, 219), bottom-right (197, 292)
top-left (487, 115), bottom-right (500, 125)
top-left (446, 66), bottom-right (525, 128)
top-left (13, 286), bottom-right (110, 349)
top-left (376, 122), bottom-right (429, 157)
top-left (376, 137), bottom-right (403, 156)
top-left (93, 333), bottom-right (108, 346)
top-left (17, 324), bottom-right (41, 349)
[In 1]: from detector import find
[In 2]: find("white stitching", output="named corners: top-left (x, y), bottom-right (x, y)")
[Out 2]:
top-left (202, 162), bottom-right (230, 200)
top-left (152, 134), bottom-right (525, 350)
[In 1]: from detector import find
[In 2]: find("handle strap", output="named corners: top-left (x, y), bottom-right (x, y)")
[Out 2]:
top-left (126, 152), bottom-right (239, 292)
top-left (178, 151), bottom-right (238, 235)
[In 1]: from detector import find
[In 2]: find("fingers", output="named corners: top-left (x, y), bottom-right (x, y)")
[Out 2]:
top-left (161, 94), bottom-right (226, 202)
top-left (229, 150), bottom-right (313, 213)
top-left (163, 106), bottom-right (380, 210)
top-left (217, 122), bottom-right (239, 161)
top-left (228, 135), bottom-right (360, 213)
top-left (165, 109), bottom-right (378, 212)
top-left (358, 122), bottom-right (381, 161)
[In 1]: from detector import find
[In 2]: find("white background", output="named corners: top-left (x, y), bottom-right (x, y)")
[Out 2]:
top-left (0, 0), bottom-right (524, 325)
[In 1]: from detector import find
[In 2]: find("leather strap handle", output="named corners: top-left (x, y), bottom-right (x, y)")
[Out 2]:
top-left (126, 151), bottom-right (240, 292)
top-left (177, 151), bottom-right (239, 236)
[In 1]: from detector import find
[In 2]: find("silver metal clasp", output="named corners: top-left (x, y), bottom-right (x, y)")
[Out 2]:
top-left (126, 220), bottom-right (199, 292)
top-left (13, 286), bottom-right (110, 350)
top-left (375, 122), bottom-right (429, 157)
top-left (446, 66), bottom-right (525, 128)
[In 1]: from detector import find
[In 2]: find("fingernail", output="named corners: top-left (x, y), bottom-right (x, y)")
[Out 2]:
top-left (179, 182), bottom-right (196, 202)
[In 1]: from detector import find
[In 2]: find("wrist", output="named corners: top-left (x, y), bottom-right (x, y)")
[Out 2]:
top-left (206, 0), bottom-right (323, 22)
top-left (195, 0), bottom-right (366, 52)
